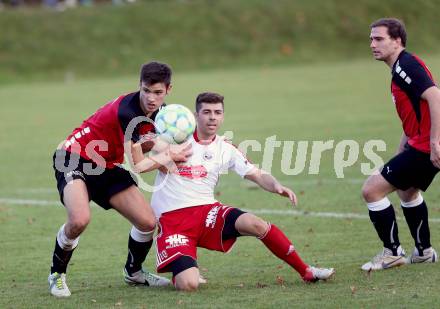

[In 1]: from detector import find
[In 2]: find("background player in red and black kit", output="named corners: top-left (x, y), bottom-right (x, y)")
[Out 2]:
top-left (49, 62), bottom-right (191, 297)
top-left (361, 18), bottom-right (440, 271)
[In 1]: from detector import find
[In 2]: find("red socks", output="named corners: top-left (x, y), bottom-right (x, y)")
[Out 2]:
top-left (260, 224), bottom-right (309, 277)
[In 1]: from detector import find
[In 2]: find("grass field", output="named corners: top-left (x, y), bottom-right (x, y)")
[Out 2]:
top-left (2, 0), bottom-right (440, 84)
top-left (1, 56), bottom-right (440, 308)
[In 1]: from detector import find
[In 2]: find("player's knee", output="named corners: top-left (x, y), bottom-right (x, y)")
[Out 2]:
top-left (68, 214), bottom-right (90, 235)
top-left (135, 215), bottom-right (156, 232)
top-left (240, 214), bottom-right (268, 238)
top-left (235, 213), bottom-right (269, 237)
top-left (175, 277), bottom-right (199, 292)
top-left (361, 182), bottom-right (377, 203)
top-left (251, 217), bottom-right (269, 238)
top-left (361, 184), bottom-right (370, 201)
top-left (398, 190), bottom-right (421, 203)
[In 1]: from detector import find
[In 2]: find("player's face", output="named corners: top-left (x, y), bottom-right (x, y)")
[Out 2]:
top-left (370, 26), bottom-right (402, 63)
top-left (139, 82), bottom-right (171, 114)
top-left (195, 103), bottom-right (224, 137)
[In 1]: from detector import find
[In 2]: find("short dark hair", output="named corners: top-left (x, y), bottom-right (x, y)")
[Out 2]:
top-left (140, 61), bottom-right (172, 86)
top-left (370, 18), bottom-right (407, 47)
top-left (195, 92), bottom-right (224, 112)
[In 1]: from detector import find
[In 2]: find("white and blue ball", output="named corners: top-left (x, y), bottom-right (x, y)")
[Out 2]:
top-left (154, 104), bottom-right (196, 144)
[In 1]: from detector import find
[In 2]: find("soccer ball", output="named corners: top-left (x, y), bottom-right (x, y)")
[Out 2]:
top-left (154, 104), bottom-right (196, 144)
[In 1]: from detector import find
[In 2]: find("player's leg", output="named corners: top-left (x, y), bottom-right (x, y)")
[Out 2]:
top-left (49, 179), bottom-right (91, 297)
top-left (361, 173), bottom-right (406, 270)
top-left (229, 211), bottom-right (334, 282)
top-left (110, 185), bottom-right (169, 286)
top-left (396, 147), bottom-right (439, 264)
top-left (361, 146), bottom-right (440, 270)
top-left (155, 207), bottom-right (204, 290)
top-left (398, 188), bottom-right (438, 263)
top-left (362, 173), bottom-right (402, 253)
top-left (169, 256), bottom-right (200, 292)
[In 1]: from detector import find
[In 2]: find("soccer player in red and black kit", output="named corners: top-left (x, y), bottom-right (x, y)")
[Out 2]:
top-left (361, 18), bottom-right (440, 271)
top-left (48, 62), bottom-right (191, 297)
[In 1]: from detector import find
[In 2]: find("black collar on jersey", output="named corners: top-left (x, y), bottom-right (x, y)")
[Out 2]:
top-left (391, 50), bottom-right (408, 73)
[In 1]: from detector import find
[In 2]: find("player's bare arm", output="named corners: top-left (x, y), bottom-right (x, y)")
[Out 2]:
top-left (397, 132), bottom-right (408, 154)
top-left (128, 140), bottom-right (192, 173)
top-left (244, 169), bottom-right (297, 206)
top-left (424, 86), bottom-right (440, 168)
top-left (128, 142), bottom-right (160, 173)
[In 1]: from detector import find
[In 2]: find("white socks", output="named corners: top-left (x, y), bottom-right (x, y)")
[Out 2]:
top-left (130, 226), bottom-right (154, 243)
top-left (367, 197), bottom-right (391, 211)
top-left (401, 193), bottom-right (423, 208)
top-left (57, 224), bottom-right (80, 251)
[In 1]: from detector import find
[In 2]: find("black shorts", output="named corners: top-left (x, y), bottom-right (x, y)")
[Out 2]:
top-left (53, 150), bottom-right (137, 210)
top-left (381, 144), bottom-right (439, 191)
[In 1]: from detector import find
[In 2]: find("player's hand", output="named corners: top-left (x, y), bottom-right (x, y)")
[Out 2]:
top-left (139, 132), bottom-right (156, 143)
top-left (169, 142), bottom-right (192, 163)
top-left (158, 165), bottom-right (175, 173)
top-left (151, 136), bottom-right (169, 153)
top-left (138, 132), bottom-right (157, 153)
top-left (430, 142), bottom-right (440, 168)
top-left (274, 184), bottom-right (297, 206)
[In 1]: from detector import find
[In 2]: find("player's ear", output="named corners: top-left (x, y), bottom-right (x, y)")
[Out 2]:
top-left (166, 84), bottom-right (172, 94)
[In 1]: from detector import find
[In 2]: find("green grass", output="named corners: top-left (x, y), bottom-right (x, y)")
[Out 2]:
top-left (1, 0), bottom-right (440, 84)
top-left (1, 56), bottom-right (440, 308)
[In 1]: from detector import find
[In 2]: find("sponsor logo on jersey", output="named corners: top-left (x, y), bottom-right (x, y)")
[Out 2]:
top-left (205, 206), bottom-right (220, 228)
top-left (176, 165), bottom-right (208, 179)
top-left (165, 234), bottom-right (189, 249)
top-left (203, 151), bottom-right (214, 161)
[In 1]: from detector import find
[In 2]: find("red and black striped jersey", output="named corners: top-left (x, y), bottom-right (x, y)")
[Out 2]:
top-left (63, 91), bottom-right (163, 168)
top-left (391, 50), bottom-right (436, 153)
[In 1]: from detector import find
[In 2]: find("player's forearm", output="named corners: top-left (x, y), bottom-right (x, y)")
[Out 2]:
top-left (397, 133), bottom-right (408, 154)
top-left (131, 159), bottom-right (156, 173)
top-left (129, 142), bottom-right (172, 173)
top-left (255, 172), bottom-right (281, 193)
top-left (427, 88), bottom-right (440, 146)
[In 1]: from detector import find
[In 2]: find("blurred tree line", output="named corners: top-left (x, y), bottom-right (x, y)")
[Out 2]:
top-left (0, 0), bottom-right (135, 9)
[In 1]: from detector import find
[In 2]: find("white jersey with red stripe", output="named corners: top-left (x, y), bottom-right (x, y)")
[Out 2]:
top-left (151, 132), bottom-right (255, 218)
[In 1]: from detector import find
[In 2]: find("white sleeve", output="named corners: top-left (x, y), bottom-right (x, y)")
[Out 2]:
top-left (227, 143), bottom-right (255, 178)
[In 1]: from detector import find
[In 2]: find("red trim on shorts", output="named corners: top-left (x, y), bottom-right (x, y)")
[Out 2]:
top-left (155, 203), bottom-right (239, 273)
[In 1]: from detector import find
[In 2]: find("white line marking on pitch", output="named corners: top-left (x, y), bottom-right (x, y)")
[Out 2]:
top-left (0, 198), bottom-right (57, 206)
top-left (2, 197), bottom-right (440, 223)
top-left (0, 178), bottom-right (365, 196)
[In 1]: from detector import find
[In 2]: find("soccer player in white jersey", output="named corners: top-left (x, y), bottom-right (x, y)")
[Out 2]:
top-left (132, 92), bottom-right (335, 291)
